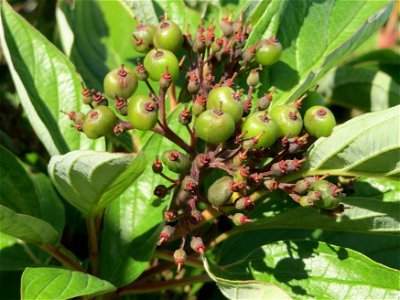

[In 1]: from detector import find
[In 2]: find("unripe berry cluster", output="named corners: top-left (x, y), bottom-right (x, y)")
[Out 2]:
top-left (64, 12), bottom-right (341, 270)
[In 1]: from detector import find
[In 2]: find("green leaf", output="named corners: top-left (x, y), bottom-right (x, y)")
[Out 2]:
top-left (214, 228), bottom-right (400, 271)
top-left (347, 48), bottom-right (400, 68)
top-left (122, 0), bottom-right (159, 25)
top-left (56, 0), bottom-right (139, 91)
top-left (48, 150), bottom-right (146, 216)
top-left (0, 146), bottom-right (60, 245)
top-left (0, 205), bottom-right (58, 245)
top-left (263, 0), bottom-right (394, 107)
top-left (0, 233), bottom-right (42, 271)
top-left (352, 177), bottom-right (400, 200)
top-left (153, 0), bottom-right (201, 35)
top-left (56, 0), bottom-right (148, 149)
top-left (100, 106), bottom-right (190, 287)
top-left (0, 146), bottom-right (40, 217)
top-left (205, 240), bottom-right (400, 300)
top-left (215, 178), bottom-right (400, 269)
top-left (246, 0), bottom-right (287, 47)
top-left (204, 255), bottom-right (292, 300)
top-left (299, 105), bottom-right (400, 179)
top-left (241, 184), bottom-right (399, 235)
top-left (21, 267), bottom-right (116, 300)
top-left (0, 1), bottom-right (104, 156)
top-left (31, 173), bottom-right (65, 236)
top-left (318, 66), bottom-right (400, 111)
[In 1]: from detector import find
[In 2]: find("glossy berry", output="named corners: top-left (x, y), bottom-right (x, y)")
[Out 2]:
top-left (182, 176), bottom-right (198, 193)
top-left (242, 111), bottom-right (279, 148)
top-left (293, 178), bottom-right (312, 195)
top-left (153, 20), bottom-right (183, 52)
top-left (307, 190), bottom-right (321, 203)
top-left (66, 111), bottom-right (85, 124)
top-left (103, 65), bottom-right (138, 100)
top-left (81, 83), bottom-right (92, 105)
top-left (152, 157), bottom-right (163, 174)
top-left (269, 104), bottom-right (303, 138)
top-left (299, 196), bottom-right (313, 207)
top-left (192, 95), bottom-right (206, 116)
top-left (127, 95), bottom-right (158, 131)
top-left (132, 23), bottom-right (156, 53)
top-left (82, 106), bottom-right (117, 139)
top-left (173, 248), bottom-right (187, 270)
top-left (161, 149), bottom-right (191, 174)
top-left (115, 97), bottom-right (128, 116)
top-left (220, 18), bottom-right (233, 37)
top-left (235, 196), bottom-right (255, 211)
top-left (207, 176), bottom-right (233, 207)
top-left (255, 38), bottom-right (282, 66)
top-left (154, 185), bottom-right (168, 198)
top-left (206, 86), bottom-right (244, 123)
top-left (304, 106), bottom-right (336, 137)
top-left (158, 225), bottom-right (175, 245)
top-left (144, 49), bottom-right (180, 82)
top-left (311, 180), bottom-right (341, 210)
top-left (230, 213), bottom-right (253, 225)
top-left (190, 237), bottom-right (205, 254)
top-left (195, 110), bottom-right (235, 145)
top-left (270, 160), bottom-right (287, 176)
top-left (246, 69), bottom-right (260, 87)
top-left (190, 209), bottom-right (202, 224)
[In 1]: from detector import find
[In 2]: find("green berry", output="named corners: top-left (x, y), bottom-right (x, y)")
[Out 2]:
top-left (195, 110), bottom-right (235, 145)
top-left (311, 180), bottom-right (341, 210)
top-left (255, 38), bottom-right (282, 66)
top-left (207, 176), bottom-right (233, 207)
top-left (132, 23), bottom-right (156, 53)
top-left (82, 106), bottom-right (117, 139)
top-left (242, 111), bottom-right (279, 148)
top-left (269, 104), bottom-right (303, 137)
top-left (299, 196), bottom-right (313, 207)
top-left (67, 111), bottom-right (86, 125)
top-left (246, 70), bottom-right (260, 87)
top-left (304, 106), bottom-right (336, 137)
top-left (127, 95), bottom-right (158, 131)
top-left (161, 149), bottom-right (191, 174)
top-left (153, 20), bottom-right (183, 52)
top-left (293, 178), bottom-right (312, 195)
top-left (81, 84), bottom-right (92, 105)
top-left (103, 65), bottom-right (138, 100)
top-left (206, 86), bottom-right (244, 123)
top-left (144, 49), bottom-right (180, 82)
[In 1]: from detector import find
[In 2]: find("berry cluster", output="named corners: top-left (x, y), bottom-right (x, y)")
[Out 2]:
top-left (65, 13), bottom-right (342, 269)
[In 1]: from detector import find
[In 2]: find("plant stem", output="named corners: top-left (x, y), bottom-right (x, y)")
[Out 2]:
top-left (87, 215), bottom-right (99, 276)
top-left (41, 244), bottom-right (85, 272)
top-left (169, 83), bottom-right (177, 111)
top-left (116, 274), bottom-right (211, 296)
top-left (152, 126), bottom-right (193, 154)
